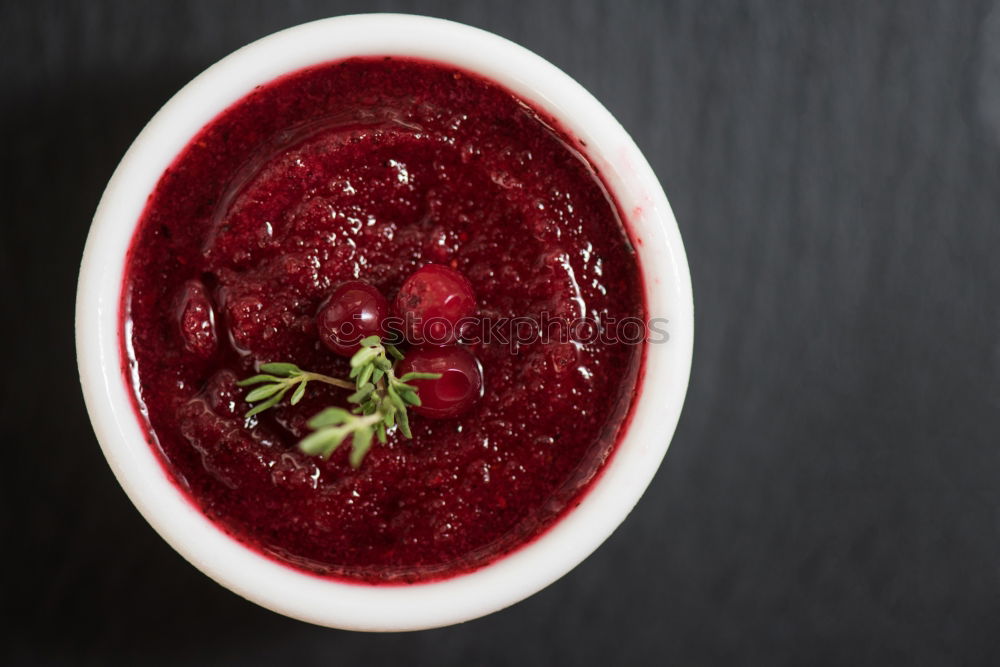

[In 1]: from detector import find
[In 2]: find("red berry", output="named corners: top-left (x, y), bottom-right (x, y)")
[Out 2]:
top-left (317, 281), bottom-right (389, 356)
top-left (397, 346), bottom-right (483, 419)
top-left (176, 279), bottom-right (217, 359)
top-left (394, 264), bottom-right (476, 345)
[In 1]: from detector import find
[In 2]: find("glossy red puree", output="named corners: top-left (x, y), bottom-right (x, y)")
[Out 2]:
top-left (122, 58), bottom-right (645, 583)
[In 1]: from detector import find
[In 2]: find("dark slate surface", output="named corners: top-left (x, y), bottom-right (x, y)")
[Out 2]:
top-left (3, 1), bottom-right (1000, 664)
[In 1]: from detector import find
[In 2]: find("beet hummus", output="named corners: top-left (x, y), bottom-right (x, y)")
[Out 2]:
top-left (121, 58), bottom-right (645, 583)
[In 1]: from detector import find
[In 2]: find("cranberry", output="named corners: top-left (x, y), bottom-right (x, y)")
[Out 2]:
top-left (175, 279), bottom-right (217, 359)
top-left (397, 346), bottom-right (484, 419)
top-left (317, 281), bottom-right (389, 356)
top-left (394, 264), bottom-right (476, 345)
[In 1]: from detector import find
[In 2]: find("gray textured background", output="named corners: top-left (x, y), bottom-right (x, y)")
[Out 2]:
top-left (3, 1), bottom-right (1000, 664)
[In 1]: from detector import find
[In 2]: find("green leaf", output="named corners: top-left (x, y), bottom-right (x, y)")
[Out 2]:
top-left (245, 386), bottom-right (288, 418)
top-left (348, 383), bottom-right (375, 404)
top-left (358, 363), bottom-right (374, 388)
top-left (374, 356), bottom-right (392, 372)
top-left (259, 362), bottom-right (301, 376)
top-left (290, 380), bottom-right (307, 405)
top-left (379, 396), bottom-right (396, 425)
top-left (372, 367), bottom-right (385, 384)
top-left (397, 387), bottom-right (420, 406)
top-left (245, 383), bottom-right (284, 403)
top-left (396, 405), bottom-right (412, 438)
top-left (385, 344), bottom-right (404, 361)
top-left (350, 347), bottom-right (378, 369)
top-left (349, 427), bottom-right (374, 468)
top-left (359, 334), bottom-right (381, 347)
top-left (299, 428), bottom-right (347, 458)
top-left (386, 384), bottom-right (407, 412)
top-left (236, 374), bottom-right (281, 387)
top-left (375, 423), bottom-right (387, 444)
top-left (398, 372), bottom-right (442, 382)
top-left (308, 407), bottom-right (351, 428)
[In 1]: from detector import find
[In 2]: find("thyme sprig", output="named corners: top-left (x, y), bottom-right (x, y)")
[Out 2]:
top-left (237, 337), bottom-right (439, 467)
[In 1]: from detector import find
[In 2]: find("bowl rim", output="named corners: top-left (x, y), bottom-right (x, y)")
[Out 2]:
top-left (75, 13), bottom-right (693, 632)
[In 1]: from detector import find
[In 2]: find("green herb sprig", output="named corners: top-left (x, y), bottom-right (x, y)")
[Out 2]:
top-left (237, 338), bottom-right (439, 467)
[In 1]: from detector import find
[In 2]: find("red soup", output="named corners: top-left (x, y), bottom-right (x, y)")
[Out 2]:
top-left (121, 58), bottom-right (645, 583)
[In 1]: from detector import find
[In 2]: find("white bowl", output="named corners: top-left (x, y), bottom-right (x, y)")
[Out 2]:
top-left (76, 14), bottom-right (693, 631)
